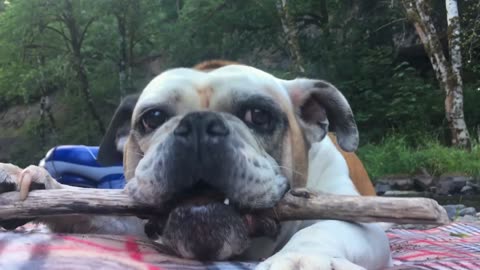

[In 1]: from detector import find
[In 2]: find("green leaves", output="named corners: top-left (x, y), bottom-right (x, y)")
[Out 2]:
top-left (0, 0), bottom-right (479, 165)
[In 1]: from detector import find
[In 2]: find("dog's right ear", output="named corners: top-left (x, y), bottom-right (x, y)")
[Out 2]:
top-left (97, 94), bottom-right (139, 166)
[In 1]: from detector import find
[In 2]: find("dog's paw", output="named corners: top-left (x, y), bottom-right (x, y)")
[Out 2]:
top-left (0, 163), bottom-right (62, 230)
top-left (0, 163), bottom-right (61, 200)
top-left (255, 252), bottom-right (366, 270)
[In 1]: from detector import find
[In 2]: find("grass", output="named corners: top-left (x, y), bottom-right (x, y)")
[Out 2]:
top-left (357, 135), bottom-right (480, 180)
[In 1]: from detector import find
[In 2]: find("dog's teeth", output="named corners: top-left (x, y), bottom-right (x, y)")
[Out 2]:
top-left (223, 198), bottom-right (230, 205)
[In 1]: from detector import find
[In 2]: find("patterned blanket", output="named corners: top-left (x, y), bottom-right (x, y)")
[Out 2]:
top-left (387, 223), bottom-right (480, 270)
top-left (1, 223), bottom-right (480, 270)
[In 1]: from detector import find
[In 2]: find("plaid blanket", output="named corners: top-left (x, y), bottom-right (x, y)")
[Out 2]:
top-left (1, 223), bottom-right (480, 270)
top-left (387, 223), bottom-right (480, 270)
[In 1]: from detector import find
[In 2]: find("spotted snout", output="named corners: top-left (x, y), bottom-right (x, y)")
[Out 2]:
top-left (126, 111), bottom-right (289, 210)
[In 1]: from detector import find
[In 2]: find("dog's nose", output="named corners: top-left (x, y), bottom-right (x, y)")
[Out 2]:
top-left (174, 112), bottom-right (229, 138)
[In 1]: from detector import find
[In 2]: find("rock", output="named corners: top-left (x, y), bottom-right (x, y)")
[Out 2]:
top-left (412, 169), bottom-right (433, 191)
top-left (383, 190), bottom-right (427, 197)
top-left (448, 204), bottom-right (466, 209)
top-left (0, 93), bottom-right (62, 163)
top-left (467, 181), bottom-right (480, 189)
top-left (461, 181), bottom-right (480, 195)
top-left (427, 186), bottom-right (437, 194)
top-left (376, 175), bottom-right (414, 191)
top-left (456, 215), bottom-right (478, 223)
top-left (459, 207), bottom-right (477, 216)
top-left (436, 174), bottom-right (473, 195)
top-left (461, 185), bottom-right (474, 195)
top-left (443, 204), bottom-right (465, 220)
top-left (390, 178), bottom-right (414, 190)
top-left (375, 182), bottom-right (391, 195)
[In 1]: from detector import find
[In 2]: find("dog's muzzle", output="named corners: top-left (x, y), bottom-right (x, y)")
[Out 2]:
top-left (175, 111), bottom-right (230, 138)
top-left (128, 111), bottom-right (287, 260)
top-left (173, 111), bottom-right (231, 173)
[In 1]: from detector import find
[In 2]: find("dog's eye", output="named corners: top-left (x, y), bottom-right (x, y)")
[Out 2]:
top-left (141, 109), bottom-right (168, 132)
top-left (244, 108), bottom-right (273, 131)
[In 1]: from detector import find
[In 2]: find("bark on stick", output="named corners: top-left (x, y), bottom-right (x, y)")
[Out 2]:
top-left (0, 188), bottom-right (449, 225)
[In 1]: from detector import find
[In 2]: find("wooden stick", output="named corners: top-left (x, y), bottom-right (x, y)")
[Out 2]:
top-left (262, 189), bottom-right (449, 224)
top-left (0, 188), bottom-right (449, 225)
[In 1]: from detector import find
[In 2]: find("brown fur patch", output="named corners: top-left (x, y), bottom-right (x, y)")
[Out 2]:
top-left (287, 115), bottom-right (309, 188)
top-left (193, 60), bottom-right (242, 71)
top-left (328, 133), bottom-right (376, 196)
top-left (262, 87), bottom-right (308, 188)
top-left (123, 135), bottom-right (144, 180)
top-left (197, 87), bottom-right (213, 108)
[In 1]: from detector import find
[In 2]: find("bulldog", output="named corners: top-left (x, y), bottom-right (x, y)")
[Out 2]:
top-left (0, 61), bottom-right (391, 269)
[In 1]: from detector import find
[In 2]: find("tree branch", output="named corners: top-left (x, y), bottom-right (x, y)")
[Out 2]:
top-left (79, 17), bottom-right (96, 48)
top-left (24, 44), bottom-right (67, 53)
top-left (45, 25), bottom-right (71, 43)
top-left (0, 188), bottom-right (449, 225)
top-left (373, 18), bottom-right (407, 33)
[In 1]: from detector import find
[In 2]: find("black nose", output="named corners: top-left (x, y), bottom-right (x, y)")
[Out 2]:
top-left (174, 112), bottom-right (229, 138)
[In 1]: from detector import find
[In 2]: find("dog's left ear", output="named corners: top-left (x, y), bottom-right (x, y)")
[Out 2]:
top-left (97, 94), bottom-right (139, 166)
top-left (286, 79), bottom-right (359, 152)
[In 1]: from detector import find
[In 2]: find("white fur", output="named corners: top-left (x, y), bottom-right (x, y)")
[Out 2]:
top-left (251, 137), bottom-right (392, 269)
top-left (134, 65), bottom-right (293, 121)
top-left (116, 136), bottom-right (128, 153)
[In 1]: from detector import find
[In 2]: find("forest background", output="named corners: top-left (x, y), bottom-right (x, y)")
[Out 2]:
top-left (0, 0), bottom-right (479, 180)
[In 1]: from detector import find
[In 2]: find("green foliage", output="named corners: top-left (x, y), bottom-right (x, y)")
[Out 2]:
top-left (464, 84), bottom-right (480, 137)
top-left (0, 0), bottom-right (479, 174)
top-left (461, 0), bottom-right (480, 76)
top-left (158, 0), bottom-right (279, 66)
top-left (358, 135), bottom-right (480, 180)
top-left (331, 47), bottom-right (446, 143)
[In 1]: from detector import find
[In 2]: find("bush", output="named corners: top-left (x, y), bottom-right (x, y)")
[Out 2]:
top-left (358, 135), bottom-right (480, 180)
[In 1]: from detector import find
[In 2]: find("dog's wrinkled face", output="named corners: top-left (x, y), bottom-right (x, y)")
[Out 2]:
top-left (98, 63), bottom-right (359, 260)
top-left (128, 67), bottom-right (292, 208)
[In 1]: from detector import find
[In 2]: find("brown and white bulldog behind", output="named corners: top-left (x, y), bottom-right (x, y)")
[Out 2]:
top-left (0, 61), bottom-right (391, 270)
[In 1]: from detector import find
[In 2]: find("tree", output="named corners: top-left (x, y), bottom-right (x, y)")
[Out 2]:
top-left (402, 0), bottom-right (471, 149)
top-left (276, 0), bottom-right (305, 74)
top-left (110, 0), bottom-right (139, 99)
top-left (1, 0), bottom-right (479, 168)
top-left (1, 0), bottom-right (107, 134)
top-left (57, 0), bottom-right (105, 133)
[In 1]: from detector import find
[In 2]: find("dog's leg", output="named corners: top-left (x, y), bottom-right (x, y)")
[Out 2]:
top-left (257, 138), bottom-right (392, 270)
top-left (256, 220), bottom-right (392, 270)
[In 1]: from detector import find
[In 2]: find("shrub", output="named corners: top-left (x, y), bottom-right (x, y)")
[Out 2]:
top-left (358, 134), bottom-right (480, 180)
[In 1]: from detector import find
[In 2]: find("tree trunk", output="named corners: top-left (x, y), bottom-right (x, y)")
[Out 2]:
top-left (72, 54), bottom-right (106, 134)
top-left (127, 16), bottom-right (135, 94)
top-left (445, 0), bottom-right (470, 148)
top-left (63, 0), bottom-right (105, 134)
top-left (33, 22), bottom-right (57, 147)
top-left (402, 0), bottom-right (471, 149)
top-left (116, 14), bottom-right (127, 99)
top-left (276, 0), bottom-right (305, 74)
top-left (115, 1), bottom-right (136, 98)
top-left (37, 54), bottom-right (57, 132)
top-left (40, 96), bottom-right (56, 129)
top-left (176, 0), bottom-right (182, 18)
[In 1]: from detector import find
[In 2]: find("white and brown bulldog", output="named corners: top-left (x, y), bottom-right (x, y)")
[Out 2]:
top-left (0, 61), bottom-right (391, 269)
